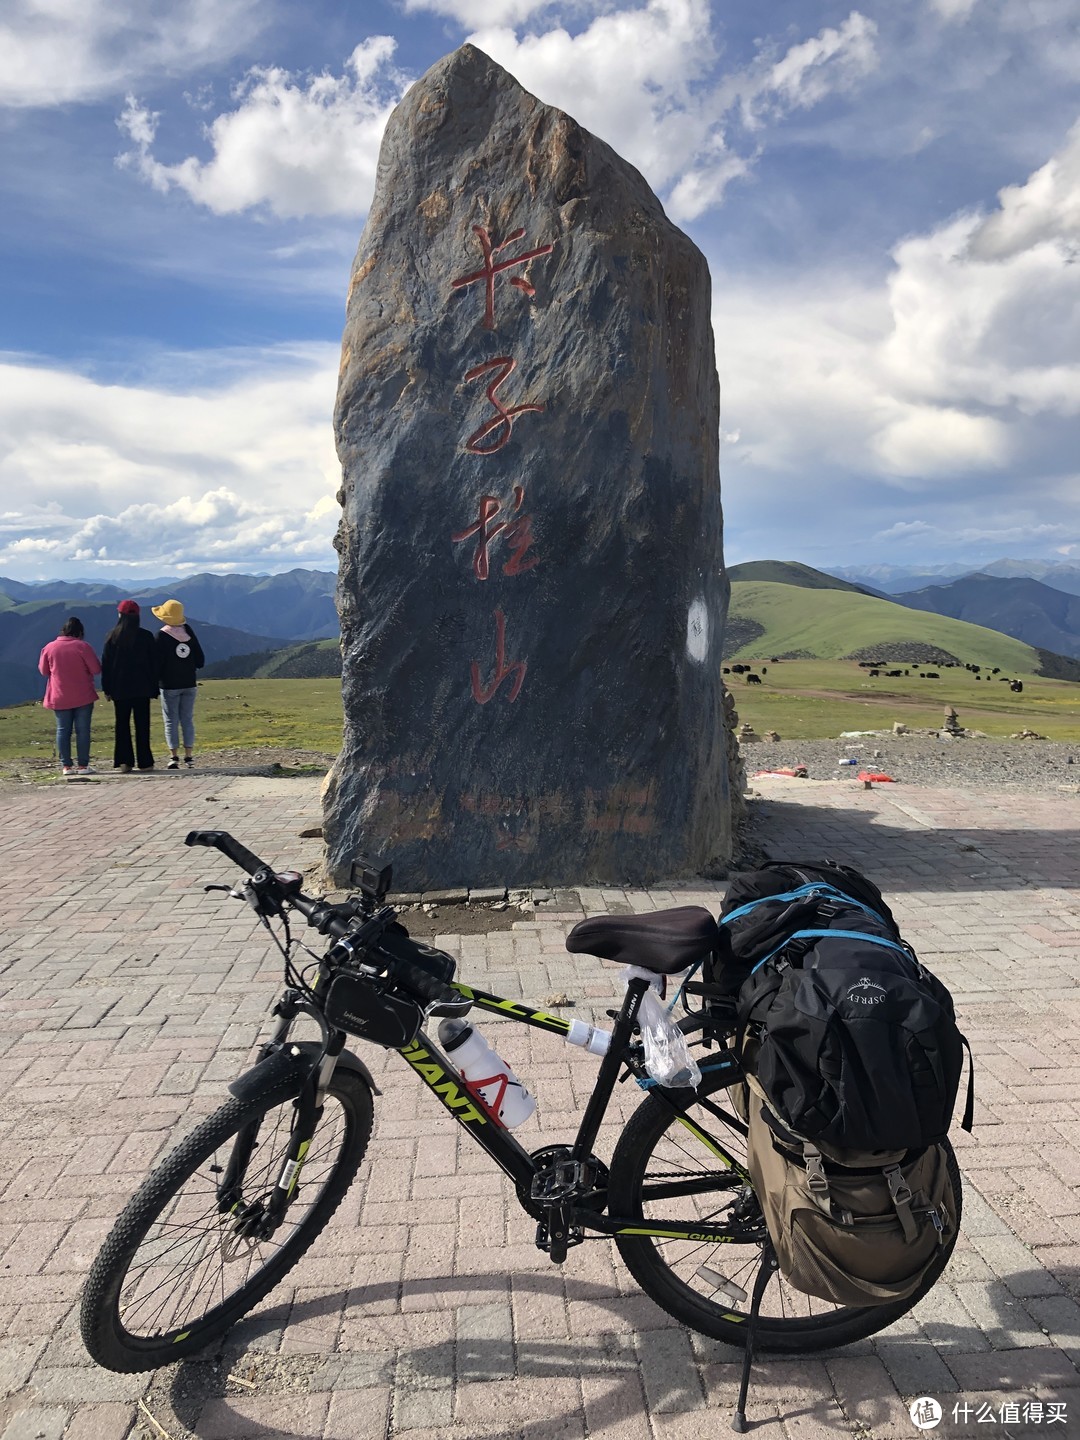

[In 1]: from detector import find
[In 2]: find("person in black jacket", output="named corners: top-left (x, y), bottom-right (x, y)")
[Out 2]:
top-left (151, 599), bottom-right (205, 769)
top-left (101, 600), bottom-right (159, 772)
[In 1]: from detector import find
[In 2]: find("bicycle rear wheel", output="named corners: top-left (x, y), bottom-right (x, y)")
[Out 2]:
top-left (607, 1066), bottom-right (961, 1352)
top-left (80, 1064), bottom-right (373, 1371)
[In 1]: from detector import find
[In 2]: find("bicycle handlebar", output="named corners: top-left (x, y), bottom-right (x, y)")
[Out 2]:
top-left (187, 829), bottom-right (463, 1011)
top-left (186, 830), bottom-right (267, 877)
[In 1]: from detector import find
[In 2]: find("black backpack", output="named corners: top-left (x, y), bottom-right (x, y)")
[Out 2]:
top-left (714, 862), bottom-right (973, 1154)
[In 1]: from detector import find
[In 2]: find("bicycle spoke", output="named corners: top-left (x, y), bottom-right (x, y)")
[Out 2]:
top-left (114, 1093), bottom-right (350, 1341)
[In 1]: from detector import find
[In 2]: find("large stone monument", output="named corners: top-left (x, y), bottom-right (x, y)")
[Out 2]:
top-left (323, 44), bottom-right (730, 888)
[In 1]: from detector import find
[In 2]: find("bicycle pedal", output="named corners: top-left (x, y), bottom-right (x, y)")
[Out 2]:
top-left (530, 1157), bottom-right (597, 1204)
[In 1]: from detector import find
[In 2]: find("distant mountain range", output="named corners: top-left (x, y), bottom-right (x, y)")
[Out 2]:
top-left (0, 569), bottom-right (339, 709)
top-left (6, 560), bottom-right (1080, 710)
top-left (897, 574), bottom-right (1080, 660)
top-left (827, 559), bottom-right (1080, 597)
top-left (0, 569), bottom-right (338, 641)
top-left (0, 602), bottom-right (290, 707)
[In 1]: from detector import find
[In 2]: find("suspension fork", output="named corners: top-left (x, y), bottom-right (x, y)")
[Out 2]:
top-left (217, 991), bottom-right (344, 1230)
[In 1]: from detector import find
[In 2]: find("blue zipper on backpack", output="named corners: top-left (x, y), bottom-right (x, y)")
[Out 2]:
top-left (720, 882), bottom-right (886, 929)
top-left (749, 928), bottom-right (913, 976)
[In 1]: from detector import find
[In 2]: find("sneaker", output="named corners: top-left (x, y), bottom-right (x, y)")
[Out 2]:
top-left (184, 756), bottom-right (195, 768)
top-left (62, 765), bottom-right (74, 776)
top-left (118, 764), bottom-right (133, 774)
top-left (77, 766), bottom-right (96, 776)
top-left (167, 757), bottom-right (180, 769)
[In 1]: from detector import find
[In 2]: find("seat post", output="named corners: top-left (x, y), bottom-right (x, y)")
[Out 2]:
top-left (570, 976), bottom-right (650, 1162)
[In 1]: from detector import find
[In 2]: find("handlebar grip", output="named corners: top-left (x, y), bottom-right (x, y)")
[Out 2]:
top-left (185, 830), bottom-right (268, 877)
top-left (394, 957), bottom-right (461, 1008)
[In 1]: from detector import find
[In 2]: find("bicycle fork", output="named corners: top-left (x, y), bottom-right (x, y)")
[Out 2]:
top-left (217, 996), bottom-right (344, 1240)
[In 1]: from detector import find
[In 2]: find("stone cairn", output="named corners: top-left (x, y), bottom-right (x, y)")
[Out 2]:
top-left (323, 45), bottom-right (731, 888)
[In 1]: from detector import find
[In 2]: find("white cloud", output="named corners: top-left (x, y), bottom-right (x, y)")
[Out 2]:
top-left (466, 0), bottom-right (717, 190)
top-left (402, 0), bottom-right (556, 25)
top-left (117, 37), bottom-right (407, 219)
top-left (871, 406), bottom-right (1009, 475)
top-left (0, 0), bottom-right (260, 108)
top-left (968, 117), bottom-right (1080, 259)
top-left (714, 117), bottom-right (1080, 506)
top-left (881, 217), bottom-right (1080, 418)
top-left (662, 150), bottom-right (752, 224)
top-left (872, 520), bottom-right (936, 541)
top-left (927, 0), bottom-right (980, 22)
top-left (115, 6), bottom-right (878, 225)
top-left (739, 11), bottom-right (879, 128)
top-left (0, 347), bottom-right (341, 577)
top-left (471, 3), bottom-right (877, 207)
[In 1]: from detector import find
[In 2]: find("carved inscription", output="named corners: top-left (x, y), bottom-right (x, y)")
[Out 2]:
top-left (451, 224), bottom-right (554, 331)
top-left (449, 220), bottom-right (557, 715)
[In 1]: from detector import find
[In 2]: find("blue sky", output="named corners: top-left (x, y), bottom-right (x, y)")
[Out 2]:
top-left (2, 0), bottom-right (1079, 581)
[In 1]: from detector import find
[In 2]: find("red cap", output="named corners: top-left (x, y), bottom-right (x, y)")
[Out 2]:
top-left (117, 599), bottom-right (140, 615)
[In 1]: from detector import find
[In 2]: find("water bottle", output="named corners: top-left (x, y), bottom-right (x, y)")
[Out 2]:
top-left (438, 1019), bottom-right (536, 1128)
top-left (837, 757), bottom-right (858, 766)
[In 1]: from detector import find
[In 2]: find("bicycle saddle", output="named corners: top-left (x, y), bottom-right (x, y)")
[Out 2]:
top-left (565, 906), bottom-right (720, 974)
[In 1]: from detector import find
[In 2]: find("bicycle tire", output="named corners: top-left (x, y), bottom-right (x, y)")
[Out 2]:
top-left (607, 1066), bottom-right (962, 1352)
top-left (80, 1064), bottom-right (373, 1372)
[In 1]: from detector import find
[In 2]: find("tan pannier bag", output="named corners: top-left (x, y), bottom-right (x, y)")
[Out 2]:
top-left (740, 1079), bottom-right (957, 1308)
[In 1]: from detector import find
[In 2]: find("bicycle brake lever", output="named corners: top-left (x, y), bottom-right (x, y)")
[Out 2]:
top-left (204, 884), bottom-right (233, 893)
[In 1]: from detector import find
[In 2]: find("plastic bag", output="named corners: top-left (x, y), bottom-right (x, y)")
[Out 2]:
top-left (636, 985), bottom-right (702, 1089)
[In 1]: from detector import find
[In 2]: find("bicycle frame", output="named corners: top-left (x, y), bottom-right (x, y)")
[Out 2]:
top-left (393, 974), bottom-right (755, 1248)
top-left (233, 962), bottom-right (755, 1253)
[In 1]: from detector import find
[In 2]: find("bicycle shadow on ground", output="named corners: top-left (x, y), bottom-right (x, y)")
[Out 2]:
top-left (744, 795), bottom-right (1080, 893)
top-left (155, 1266), bottom-right (1080, 1439)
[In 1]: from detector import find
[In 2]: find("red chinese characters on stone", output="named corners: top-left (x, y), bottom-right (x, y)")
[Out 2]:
top-left (452, 485), bottom-right (538, 581)
top-left (471, 608), bottom-right (527, 705)
top-left (451, 225), bottom-right (554, 331)
top-left (462, 357), bottom-right (543, 455)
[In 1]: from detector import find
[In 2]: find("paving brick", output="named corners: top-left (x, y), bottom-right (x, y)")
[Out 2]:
top-left (195, 1393), bottom-right (330, 1438)
top-left (324, 1385), bottom-right (391, 1439)
top-left (0, 1408), bottom-right (70, 1440)
top-left (62, 1402), bottom-right (134, 1440)
top-left (946, 1347), bottom-right (1080, 1391)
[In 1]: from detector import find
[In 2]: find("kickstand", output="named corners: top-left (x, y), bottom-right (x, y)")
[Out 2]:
top-left (732, 1241), bottom-right (778, 1433)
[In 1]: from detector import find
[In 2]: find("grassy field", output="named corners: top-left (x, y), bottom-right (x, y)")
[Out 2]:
top-left (4, 663), bottom-right (1080, 766)
top-left (728, 659), bottom-right (1080, 742)
top-left (0, 678), bottom-right (345, 765)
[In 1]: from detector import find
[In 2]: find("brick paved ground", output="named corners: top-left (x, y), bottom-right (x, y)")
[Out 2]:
top-left (1, 771), bottom-right (1079, 1439)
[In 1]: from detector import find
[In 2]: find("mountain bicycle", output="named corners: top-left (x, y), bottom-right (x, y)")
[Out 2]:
top-left (80, 830), bottom-right (962, 1430)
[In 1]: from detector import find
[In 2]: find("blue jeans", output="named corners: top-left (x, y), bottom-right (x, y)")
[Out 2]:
top-left (55, 703), bottom-right (94, 767)
top-left (160, 688), bottom-right (197, 751)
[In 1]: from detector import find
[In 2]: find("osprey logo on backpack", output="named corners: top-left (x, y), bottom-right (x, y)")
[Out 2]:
top-left (846, 976), bottom-right (887, 1006)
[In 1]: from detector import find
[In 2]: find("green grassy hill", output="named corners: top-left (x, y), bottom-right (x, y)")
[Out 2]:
top-left (727, 561), bottom-right (873, 595)
top-left (203, 638), bottom-right (341, 681)
top-left (726, 581), bottom-right (1046, 673)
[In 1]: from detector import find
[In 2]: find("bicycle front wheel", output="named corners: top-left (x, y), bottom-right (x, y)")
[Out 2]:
top-left (80, 1063), bottom-right (373, 1371)
top-left (607, 1066), bottom-right (961, 1352)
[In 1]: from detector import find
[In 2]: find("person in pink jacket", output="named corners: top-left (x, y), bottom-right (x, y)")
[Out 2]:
top-left (38, 617), bottom-right (102, 777)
